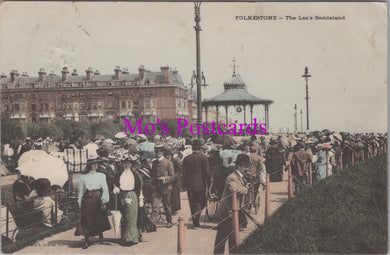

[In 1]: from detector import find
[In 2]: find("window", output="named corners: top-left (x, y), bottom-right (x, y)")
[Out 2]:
top-left (92, 103), bottom-right (97, 110)
top-left (121, 102), bottom-right (126, 109)
top-left (144, 100), bottom-right (151, 109)
top-left (4, 105), bottom-right (8, 111)
top-left (40, 104), bottom-right (48, 110)
top-left (31, 104), bottom-right (36, 111)
top-left (73, 103), bottom-right (78, 110)
top-left (133, 102), bottom-right (139, 109)
top-left (67, 103), bottom-right (72, 109)
top-left (151, 100), bottom-right (155, 108)
top-left (14, 104), bottom-right (20, 111)
top-left (108, 102), bottom-right (113, 109)
top-left (98, 102), bottom-right (102, 109)
top-left (80, 102), bottom-right (85, 110)
top-left (128, 102), bottom-right (132, 108)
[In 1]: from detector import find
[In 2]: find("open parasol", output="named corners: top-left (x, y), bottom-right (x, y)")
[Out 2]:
top-left (17, 150), bottom-right (68, 186)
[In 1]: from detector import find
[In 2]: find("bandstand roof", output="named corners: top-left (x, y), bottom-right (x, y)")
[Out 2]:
top-left (203, 73), bottom-right (273, 106)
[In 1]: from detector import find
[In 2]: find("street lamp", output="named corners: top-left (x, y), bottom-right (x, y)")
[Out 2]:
top-left (194, 1), bottom-right (203, 138)
top-left (302, 66), bottom-right (311, 130)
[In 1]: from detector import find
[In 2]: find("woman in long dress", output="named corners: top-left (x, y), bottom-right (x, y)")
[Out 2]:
top-left (113, 155), bottom-right (143, 246)
top-left (75, 157), bottom-right (111, 249)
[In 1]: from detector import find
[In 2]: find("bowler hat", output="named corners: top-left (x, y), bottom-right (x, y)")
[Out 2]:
top-left (235, 154), bottom-right (251, 167)
top-left (192, 139), bottom-right (201, 150)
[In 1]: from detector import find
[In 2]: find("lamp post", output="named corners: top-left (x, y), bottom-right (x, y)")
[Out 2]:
top-left (302, 67), bottom-right (311, 130)
top-left (300, 109), bottom-right (303, 133)
top-left (194, 2), bottom-right (202, 137)
top-left (294, 104), bottom-right (297, 133)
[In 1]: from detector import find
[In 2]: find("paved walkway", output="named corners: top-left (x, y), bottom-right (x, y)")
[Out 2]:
top-left (16, 173), bottom-right (288, 254)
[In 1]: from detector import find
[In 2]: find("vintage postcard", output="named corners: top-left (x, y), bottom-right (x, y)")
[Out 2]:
top-left (0, 1), bottom-right (387, 254)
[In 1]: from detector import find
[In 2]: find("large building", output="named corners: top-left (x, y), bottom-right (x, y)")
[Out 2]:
top-left (0, 66), bottom-right (195, 125)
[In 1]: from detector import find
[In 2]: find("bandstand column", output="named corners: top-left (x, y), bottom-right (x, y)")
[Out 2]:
top-left (265, 104), bottom-right (270, 131)
top-left (243, 105), bottom-right (246, 124)
top-left (205, 106), bottom-right (208, 123)
top-left (216, 105), bottom-right (219, 125)
top-left (225, 105), bottom-right (229, 126)
top-left (250, 104), bottom-right (253, 123)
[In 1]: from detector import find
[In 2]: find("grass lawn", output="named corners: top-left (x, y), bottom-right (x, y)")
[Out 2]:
top-left (235, 155), bottom-right (388, 254)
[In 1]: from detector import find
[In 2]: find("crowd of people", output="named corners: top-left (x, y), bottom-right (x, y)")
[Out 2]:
top-left (1, 130), bottom-right (387, 252)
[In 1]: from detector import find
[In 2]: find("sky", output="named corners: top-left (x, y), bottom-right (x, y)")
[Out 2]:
top-left (0, 2), bottom-right (387, 133)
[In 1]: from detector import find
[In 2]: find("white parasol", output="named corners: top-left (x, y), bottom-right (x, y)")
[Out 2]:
top-left (17, 150), bottom-right (68, 186)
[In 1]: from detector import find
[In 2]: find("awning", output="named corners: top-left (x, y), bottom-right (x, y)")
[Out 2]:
top-left (142, 111), bottom-right (156, 116)
top-left (10, 113), bottom-right (26, 119)
top-left (39, 113), bottom-right (50, 118)
top-left (177, 110), bottom-right (189, 116)
top-left (119, 112), bottom-right (133, 117)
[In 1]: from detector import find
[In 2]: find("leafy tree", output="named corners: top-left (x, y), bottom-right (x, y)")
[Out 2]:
top-left (26, 122), bottom-right (41, 140)
top-left (90, 122), bottom-right (125, 139)
top-left (53, 120), bottom-right (91, 143)
top-left (38, 123), bottom-right (64, 141)
top-left (1, 113), bottom-right (25, 144)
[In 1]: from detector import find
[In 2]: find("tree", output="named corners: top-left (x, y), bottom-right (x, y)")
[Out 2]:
top-left (53, 120), bottom-right (91, 143)
top-left (1, 113), bottom-right (25, 144)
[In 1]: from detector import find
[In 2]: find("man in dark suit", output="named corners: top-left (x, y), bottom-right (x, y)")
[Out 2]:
top-left (151, 144), bottom-right (175, 228)
top-left (213, 154), bottom-right (250, 254)
top-left (182, 139), bottom-right (211, 228)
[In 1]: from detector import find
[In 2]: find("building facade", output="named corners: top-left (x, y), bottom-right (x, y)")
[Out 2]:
top-left (1, 66), bottom-right (195, 125)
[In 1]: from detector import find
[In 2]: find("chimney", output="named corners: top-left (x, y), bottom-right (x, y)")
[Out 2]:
top-left (160, 66), bottom-right (169, 84)
top-left (94, 69), bottom-right (100, 76)
top-left (21, 72), bottom-right (29, 77)
top-left (122, 68), bottom-right (129, 75)
top-left (114, 66), bottom-right (122, 80)
top-left (38, 68), bottom-right (46, 82)
top-left (71, 69), bottom-right (78, 76)
top-left (85, 67), bottom-right (93, 80)
top-left (10, 70), bottom-right (18, 82)
top-left (62, 67), bottom-right (69, 81)
top-left (0, 72), bottom-right (6, 79)
top-left (138, 65), bottom-right (145, 80)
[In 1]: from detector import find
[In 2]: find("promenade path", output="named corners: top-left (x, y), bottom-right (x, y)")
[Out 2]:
top-left (16, 173), bottom-right (288, 254)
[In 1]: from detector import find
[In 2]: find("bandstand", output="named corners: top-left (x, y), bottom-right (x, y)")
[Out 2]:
top-left (202, 71), bottom-right (273, 131)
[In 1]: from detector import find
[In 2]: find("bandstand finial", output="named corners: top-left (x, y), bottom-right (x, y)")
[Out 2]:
top-left (232, 57), bottom-right (236, 76)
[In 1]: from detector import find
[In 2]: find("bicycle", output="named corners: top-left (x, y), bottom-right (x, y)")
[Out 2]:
top-left (205, 183), bottom-right (219, 221)
top-left (246, 176), bottom-right (262, 215)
